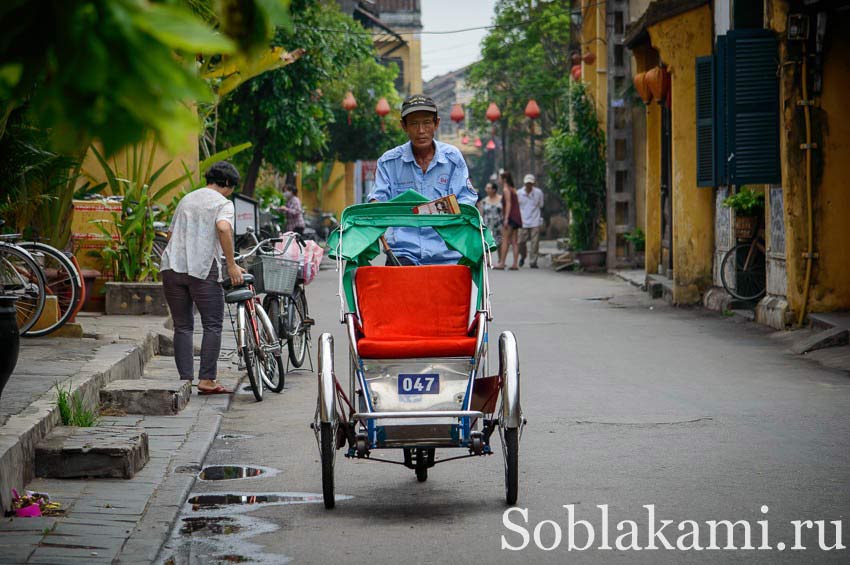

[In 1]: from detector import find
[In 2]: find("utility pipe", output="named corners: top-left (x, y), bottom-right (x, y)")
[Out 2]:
top-left (797, 43), bottom-right (815, 327)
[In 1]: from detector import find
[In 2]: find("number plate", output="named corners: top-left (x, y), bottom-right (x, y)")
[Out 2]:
top-left (397, 374), bottom-right (440, 395)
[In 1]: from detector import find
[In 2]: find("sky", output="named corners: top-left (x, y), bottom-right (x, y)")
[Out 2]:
top-left (420, 0), bottom-right (498, 82)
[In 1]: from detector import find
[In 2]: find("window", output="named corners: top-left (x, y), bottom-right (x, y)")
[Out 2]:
top-left (695, 29), bottom-right (779, 186)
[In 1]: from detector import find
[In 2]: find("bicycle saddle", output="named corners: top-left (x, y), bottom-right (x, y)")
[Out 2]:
top-left (225, 288), bottom-right (254, 304)
top-left (221, 272), bottom-right (254, 290)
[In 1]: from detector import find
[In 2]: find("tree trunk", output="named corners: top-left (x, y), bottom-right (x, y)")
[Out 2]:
top-left (241, 138), bottom-right (265, 198)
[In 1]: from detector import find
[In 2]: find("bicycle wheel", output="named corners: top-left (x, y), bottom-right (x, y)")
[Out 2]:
top-left (255, 302), bottom-right (285, 393)
top-left (263, 294), bottom-right (285, 347)
top-left (720, 243), bottom-right (766, 302)
top-left (288, 287), bottom-right (309, 367)
top-left (503, 428), bottom-right (519, 505)
top-left (0, 244), bottom-right (46, 335)
top-left (18, 243), bottom-right (81, 337)
top-left (242, 309), bottom-right (264, 401)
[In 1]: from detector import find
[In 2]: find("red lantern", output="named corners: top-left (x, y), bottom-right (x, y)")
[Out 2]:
top-left (582, 52), bottom-right (596, 65)
top-left (486, 139), bottom-right (496, 151)
top-left (342, 91), bottom-right (357, 124)
top-left (461, 135), bottom-right (469, 145)
top-left (485, 102), bottom-right (501, 123)
top-left (571, 65), bottom-right (582, 81)
top-left (375, 97), bottom-right (390, 131)
top-left (474, 137), bottom-right (483, 148)
top-left (524, 99), bottom-right (541, 120)
top-left (450, 104), bottom-right (465, 123)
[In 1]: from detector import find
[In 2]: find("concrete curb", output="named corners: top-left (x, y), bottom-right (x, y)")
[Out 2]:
top-left (116, 378), bottom-right (238, 564)
top-left (0, 332), bottom-right (159, 513)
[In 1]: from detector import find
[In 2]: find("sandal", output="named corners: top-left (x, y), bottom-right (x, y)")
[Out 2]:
top-left (197, 384), bottom-right (231, 395)
top-left (509, 266), bottom-right (519, 271)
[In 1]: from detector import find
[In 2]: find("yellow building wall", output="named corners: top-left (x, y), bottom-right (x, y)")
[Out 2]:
top-left (633, 43), bottom-right (661, 276)
top-left (771, 5), bottom-right (850, 316)
top-left (375, 32), bottom-right (422, 95)
top-left (297, 161), bottom-right (356, 219)
top-left (580, 0), bottom-right (607, 131)
top-left (648, 5), bottom-right (714, 304)
top-left (80, 134), bottom-right (200, 205)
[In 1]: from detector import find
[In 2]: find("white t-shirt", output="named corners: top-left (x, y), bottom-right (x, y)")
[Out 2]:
top-left (160, 187), bottom-right (234, 281)
top-left (517, 186), bottom-right (544, 228)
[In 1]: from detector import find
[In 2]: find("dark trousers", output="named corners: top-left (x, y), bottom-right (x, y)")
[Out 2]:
top-left (162, 266), bottom-right (224, 381)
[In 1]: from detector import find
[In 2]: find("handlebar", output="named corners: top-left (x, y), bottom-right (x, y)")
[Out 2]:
top-left (232, 237), bottom-right (283, 264)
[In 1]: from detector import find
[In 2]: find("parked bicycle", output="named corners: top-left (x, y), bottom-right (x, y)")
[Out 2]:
top-left (223, 237), bottom-right (287, 401)
top-left (721, 219), bottom-right (766, 302)
top-left (0, 220), bottom-right (84, 336)
top-left (258, 232), bottom-right (313, 368)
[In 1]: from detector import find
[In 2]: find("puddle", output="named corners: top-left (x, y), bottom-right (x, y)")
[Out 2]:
top-left (199, 466), bottom-right (265, 481)
top-left (180, 516), bottom-right (243, 536)
top-left (188, 493), bottom-right (322, 510)
top-left (217, 433), bottom-right (255, 441)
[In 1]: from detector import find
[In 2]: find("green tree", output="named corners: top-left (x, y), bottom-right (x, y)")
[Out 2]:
top-left (0, 0), bottom-right (289, 156)
top-left (544, 82), bottom-right (605, 251)
top-left (217, 0), bottom-right (399, 196)
top-left (323, 58), bottom-right (407, 162)
top-left (466, 0), bottom-right (574, 171)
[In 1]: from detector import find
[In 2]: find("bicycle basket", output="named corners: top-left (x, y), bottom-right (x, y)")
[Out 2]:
top-left (249, 255), bottom-right (300, 295)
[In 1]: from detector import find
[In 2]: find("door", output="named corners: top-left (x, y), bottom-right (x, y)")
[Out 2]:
top-left (660, 104), bottom-right (673, 277)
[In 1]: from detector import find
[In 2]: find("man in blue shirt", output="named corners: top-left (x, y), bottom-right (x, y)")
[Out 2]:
top-left (368, 94), bottom-right (478, 265)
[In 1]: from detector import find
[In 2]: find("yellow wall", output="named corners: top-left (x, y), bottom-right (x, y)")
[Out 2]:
top-left (81, 133), bottom-right (200, 205)
top-left (297, 161), bottom-right (356, 219)
top-left (648, 5), bottom-right (714, 303)
top-left (375, 32), bottom-right (422, 95)
top-left (771, 4), bottom-right (850, 317)
top-left (581, 0), bottom-right (607, 131)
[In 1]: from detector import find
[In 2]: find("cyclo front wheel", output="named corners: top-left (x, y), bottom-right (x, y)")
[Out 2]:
top-left (503, 428), bottom-right (519, 505)
top-left (320, 422), bottom-right (335, 509)
top-left (288, 287), bottom-right (309, 367)
top-left (242, 308), bottom-right (264, 402)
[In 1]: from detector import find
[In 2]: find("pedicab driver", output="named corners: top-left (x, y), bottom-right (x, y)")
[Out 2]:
top-left (368, 94), bottom-right (478, 265)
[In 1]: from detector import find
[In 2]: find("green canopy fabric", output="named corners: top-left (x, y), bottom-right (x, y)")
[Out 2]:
top-left (329, 190), bottom-right (496, 312)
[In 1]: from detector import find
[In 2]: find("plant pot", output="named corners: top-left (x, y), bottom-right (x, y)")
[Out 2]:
top-left (575, 249), bottom-right (607, 271)
top-left (0, 295), bottom-right (20, 400)
top-left (105, 282), bottom-right (169, 316)
top-left (735, 215), bottom-right (758, 240)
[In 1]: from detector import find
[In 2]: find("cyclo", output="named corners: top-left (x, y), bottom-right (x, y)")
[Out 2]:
top-left (312, 192), bottom-right (525, 508)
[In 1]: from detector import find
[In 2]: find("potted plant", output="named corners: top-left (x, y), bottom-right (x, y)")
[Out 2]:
top-left (624, 228), bottom-right (646, 268)
top-left (722, 187), bottom-right (765, 241)
top-left (544, 82), bottom-right (606, 269)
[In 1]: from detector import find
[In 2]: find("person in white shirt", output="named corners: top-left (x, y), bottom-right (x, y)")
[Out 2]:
top-left (517, 173), bottom-right (545, 269)
top-left (160, 161), bottom-right (244, 395)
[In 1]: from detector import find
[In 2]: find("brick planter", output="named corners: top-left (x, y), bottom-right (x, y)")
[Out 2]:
top-left (105, 282), bottom-right (168, 316)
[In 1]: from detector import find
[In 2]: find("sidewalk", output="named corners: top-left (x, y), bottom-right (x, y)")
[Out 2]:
top-left (0, 312), bottom-right (241, 564)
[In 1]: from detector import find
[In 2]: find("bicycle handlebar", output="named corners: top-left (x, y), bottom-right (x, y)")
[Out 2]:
top-left (232, 237), bottom-right (284, 264)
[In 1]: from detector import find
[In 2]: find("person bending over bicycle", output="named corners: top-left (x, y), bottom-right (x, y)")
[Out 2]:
top-left (160, 161), bottom-right (245, 395)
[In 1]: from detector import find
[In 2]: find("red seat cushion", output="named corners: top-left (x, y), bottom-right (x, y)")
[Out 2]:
top-left (355, 265), bottom-right (475, 359)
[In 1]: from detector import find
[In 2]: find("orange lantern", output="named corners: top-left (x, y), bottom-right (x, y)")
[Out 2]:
top-left (524, 99), bottom-right (541, 120)
top-left (450, 104), bottom-right (465, 123)
top-left (485, 102), bottom-right (501, 123)
top-left (646, 66), bottom-right (671, 101)
top-left (375, 97), bottom-right (390, 131)
top-left (342, 91), bottom-right (357, 124)
top-left (633, 72), bottom-right (652, 104)
top-left (571, 65), bottom-right (582, 81)
top-left (582, 52), bottom-right (596, 65)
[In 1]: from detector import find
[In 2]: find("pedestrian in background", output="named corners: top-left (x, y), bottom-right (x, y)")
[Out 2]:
top-left (277, 184), bottom-right (305, 234)
top-left (160, 161), bottom-right (244, 395)
top-left (517, 173), bottom-right (544, 269)
top-left (494, 171), bottom-right (522, 270)
top-left (477, 181), bottom-right (503, 246)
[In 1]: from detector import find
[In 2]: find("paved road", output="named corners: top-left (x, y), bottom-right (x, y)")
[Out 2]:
top-left (162, 266), bottom-right (850, 564)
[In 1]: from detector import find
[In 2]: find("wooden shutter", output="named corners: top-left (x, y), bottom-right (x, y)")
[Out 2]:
top-left (726, 29), bottom-right (780, 185)
top-left (714, 35), bottom-right (728, 185)
top-left (695, 56), bottom-right (714, 187)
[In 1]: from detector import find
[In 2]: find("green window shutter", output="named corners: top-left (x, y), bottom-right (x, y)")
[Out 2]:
top-left (726, 29), bottom-right (780, 185)
top-left (715, 35), bottom-right (728, 185)
top-left (696, 56), bottom-right (714, 187)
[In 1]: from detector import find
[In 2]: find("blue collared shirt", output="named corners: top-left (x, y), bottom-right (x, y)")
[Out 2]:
top-left (367, 140), bottom-right (477, 264)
